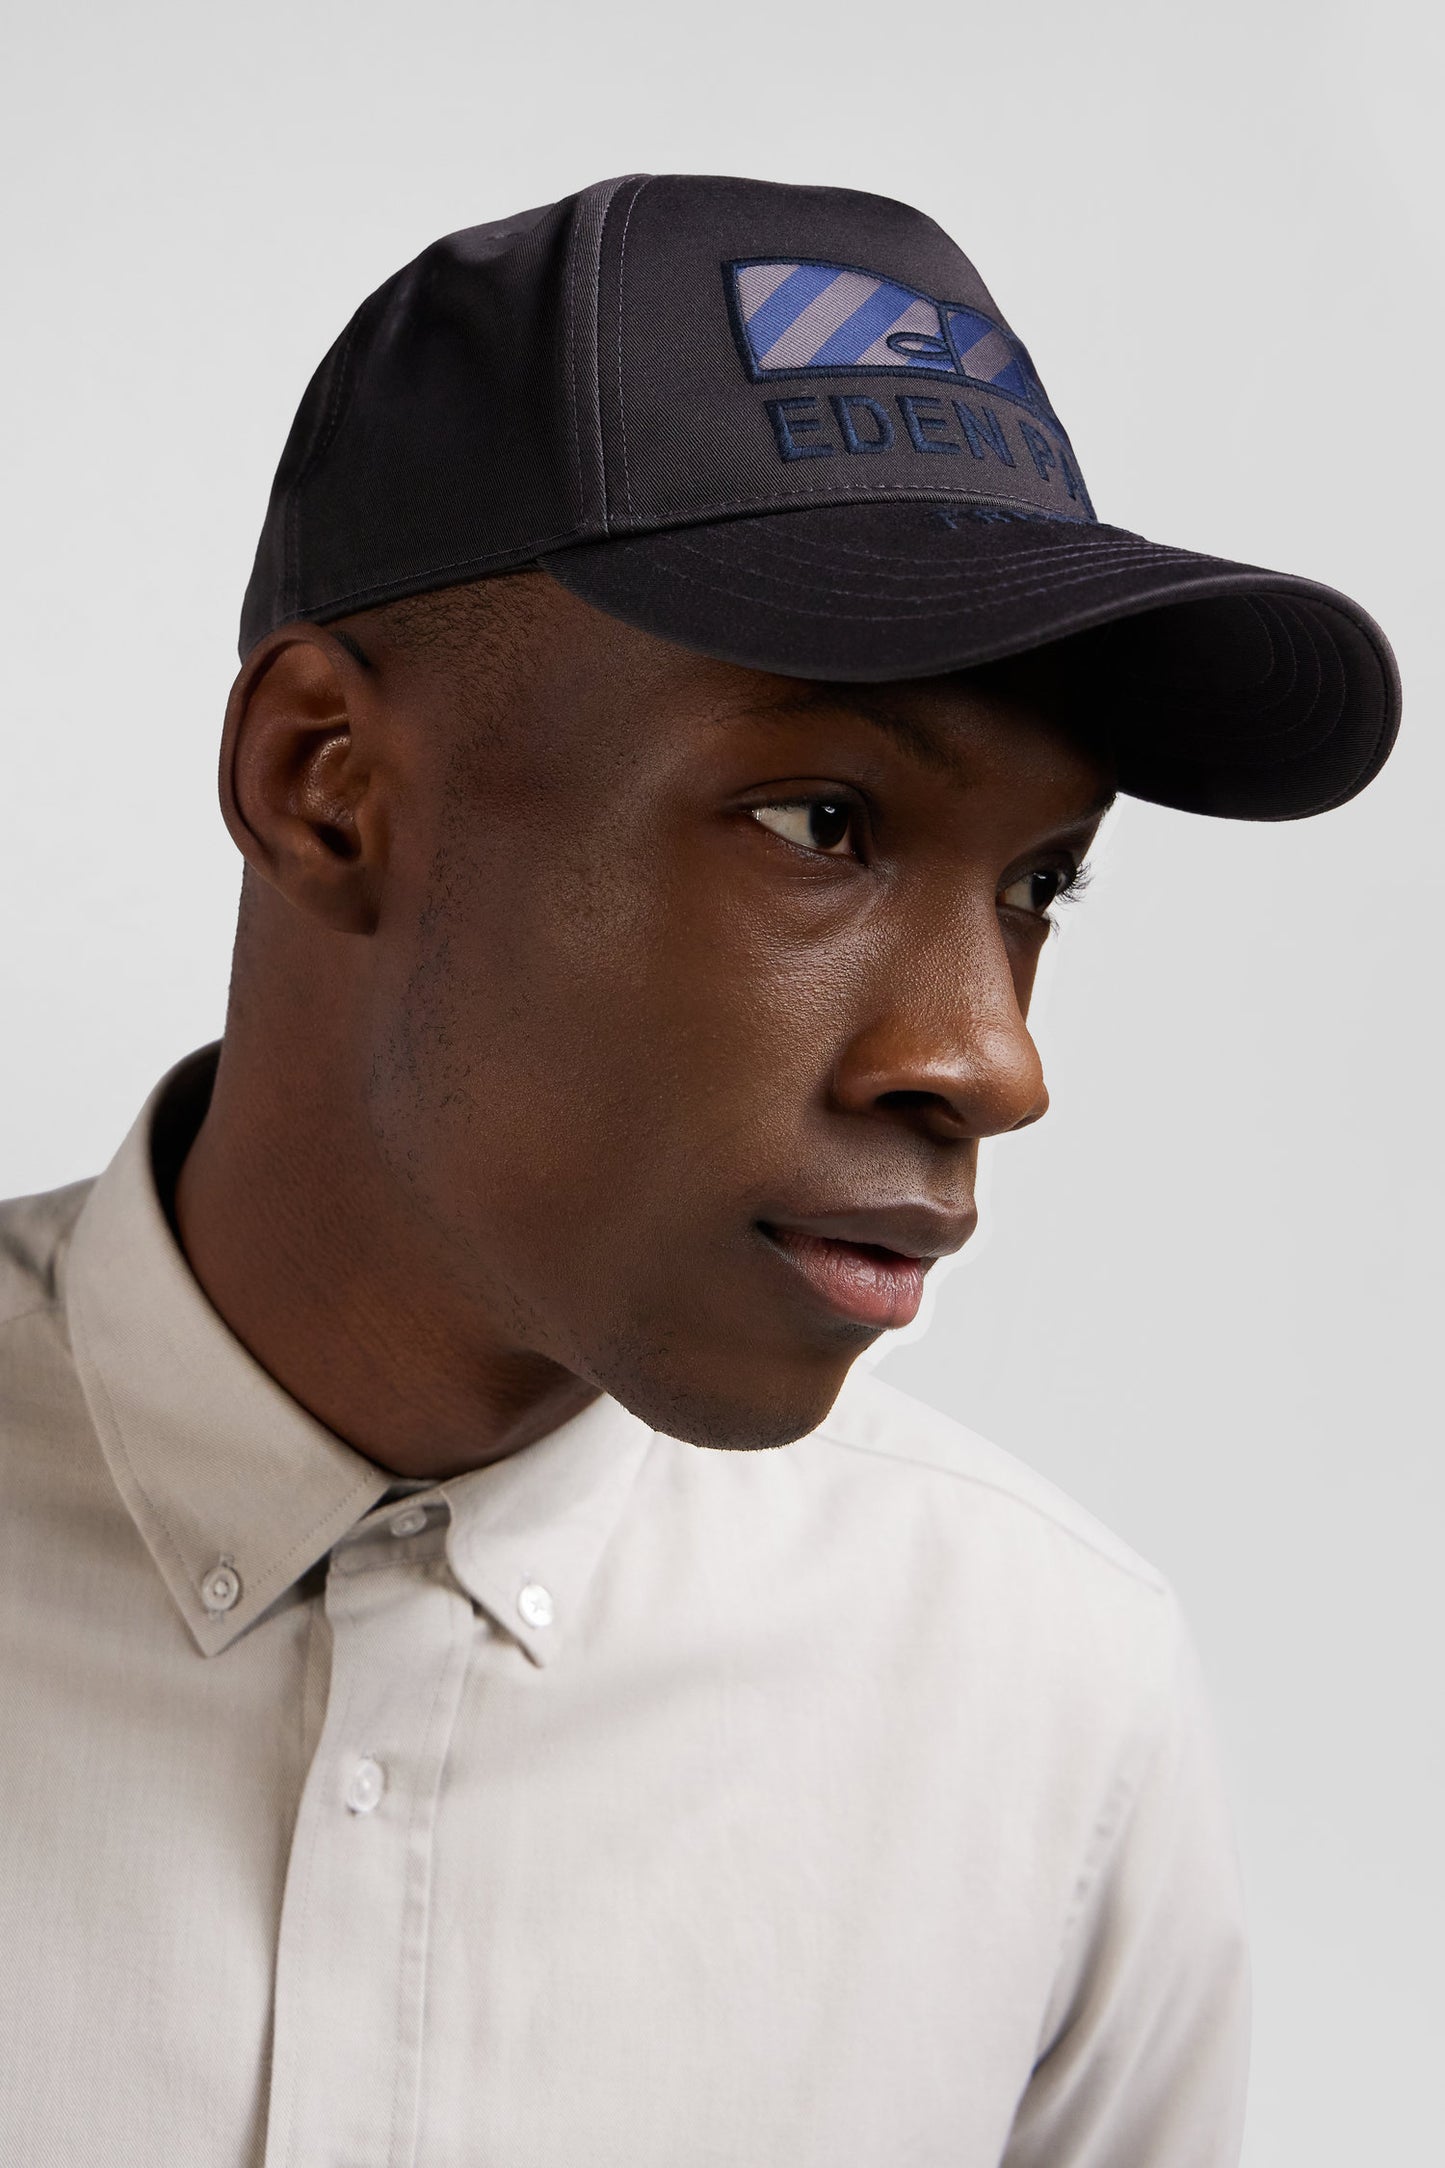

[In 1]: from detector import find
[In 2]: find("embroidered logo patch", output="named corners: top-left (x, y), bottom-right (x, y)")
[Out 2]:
top-left (725, 258), bottom-right (1056, 424)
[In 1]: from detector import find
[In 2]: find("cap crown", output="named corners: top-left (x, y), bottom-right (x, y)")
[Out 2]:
top-left (240, 174), bottom-right (1092, 652)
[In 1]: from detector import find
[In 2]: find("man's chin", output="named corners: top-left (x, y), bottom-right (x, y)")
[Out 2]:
top-left (595, 1345), bottom-right (863, 1454)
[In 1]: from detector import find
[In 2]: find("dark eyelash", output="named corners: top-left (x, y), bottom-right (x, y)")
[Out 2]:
top-left (1054, 860), bottom-right (1093, 904)
top-left (1046, 860), bottom-right (1093, 934)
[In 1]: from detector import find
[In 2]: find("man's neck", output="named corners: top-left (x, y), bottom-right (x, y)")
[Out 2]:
top-left (170, 1035), bottom-right (598, 1481)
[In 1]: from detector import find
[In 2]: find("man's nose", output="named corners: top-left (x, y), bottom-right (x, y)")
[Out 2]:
top-left (828, 928), bottom-right (1049, 1144)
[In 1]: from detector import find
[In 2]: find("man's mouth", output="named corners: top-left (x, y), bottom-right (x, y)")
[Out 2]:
top-left (757, 1224), bottom-right (931, 1330)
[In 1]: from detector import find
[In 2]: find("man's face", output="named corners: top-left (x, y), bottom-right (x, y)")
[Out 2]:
top-left (351, 578), bottom-right (1113, 1450)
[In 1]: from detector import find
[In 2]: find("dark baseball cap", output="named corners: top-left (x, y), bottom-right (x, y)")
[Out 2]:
top-left (240, 172), bottom-right (1401, 820)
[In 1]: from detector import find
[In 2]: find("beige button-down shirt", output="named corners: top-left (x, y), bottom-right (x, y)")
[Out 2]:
top-left (0, 1049), bottom-right (1249, 2166)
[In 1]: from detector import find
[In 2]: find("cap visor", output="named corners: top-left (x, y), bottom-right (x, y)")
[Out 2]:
top-left (542, 503), bottom-right (1400, 820)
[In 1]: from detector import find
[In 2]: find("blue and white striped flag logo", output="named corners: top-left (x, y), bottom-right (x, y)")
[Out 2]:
top-left (726, 257), bottom-right (1055, 421)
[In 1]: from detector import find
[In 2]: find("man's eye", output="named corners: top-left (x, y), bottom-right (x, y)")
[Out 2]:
top-left (751, 798), bottom-right (858, 857)
top-left (999, 866), bottom-right (1071, 916)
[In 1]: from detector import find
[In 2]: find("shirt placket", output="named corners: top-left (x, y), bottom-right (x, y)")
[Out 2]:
top-left (262, 1503), bottom-right (475, 2168)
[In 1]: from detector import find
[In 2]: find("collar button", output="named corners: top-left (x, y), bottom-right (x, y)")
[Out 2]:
top-left (201, 1562), bottom-right (242, 1614)
top-left (517, 1581), bottom-right (554, 1629)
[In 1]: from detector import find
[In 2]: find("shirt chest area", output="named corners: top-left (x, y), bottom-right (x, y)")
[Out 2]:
top-left (5, 1517), bottom-right (1088, 2168)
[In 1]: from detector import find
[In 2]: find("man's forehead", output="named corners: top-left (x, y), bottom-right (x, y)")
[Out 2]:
top-left (354, 573), bottom-right (1113, 827)
top-left (697, 670), bottom-right (1116, 806)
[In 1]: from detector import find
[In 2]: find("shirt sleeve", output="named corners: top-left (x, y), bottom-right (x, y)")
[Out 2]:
top-left (1001, 1592), bottom-right (1252, 2168)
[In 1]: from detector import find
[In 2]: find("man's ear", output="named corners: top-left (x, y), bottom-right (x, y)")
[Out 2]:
top-left (219, 627), bottom-right (388, 935)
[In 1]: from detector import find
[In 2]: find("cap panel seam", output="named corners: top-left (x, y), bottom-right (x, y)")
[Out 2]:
top-left (612, 177), bottom-right (653, 521)
top-left (563, 177), bottom-right (637, 534)
top-left (563, 238), bottom-right (585, 524)
top-left (285, 316), bottom-right (363, 625)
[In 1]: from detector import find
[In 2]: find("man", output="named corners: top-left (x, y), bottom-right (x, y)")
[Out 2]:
top-left (0, 174), bottom-right (1399, 2166)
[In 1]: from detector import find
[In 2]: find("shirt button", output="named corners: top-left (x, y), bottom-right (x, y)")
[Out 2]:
top-left (389, 1506), bottom-right (428, 1539)
top-left (200, 1562), bottom-right (242, 1613)
top-left (517, 1581), bottom-right (554, 1629)
top-left (345, 1757), bottom-right (386, 1815)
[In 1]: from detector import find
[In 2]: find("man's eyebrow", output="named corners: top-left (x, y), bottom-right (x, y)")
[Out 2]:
top-left (731, 685), bottom-right (1118, 825)
top-left (751, 685), bottom-right (964, 776)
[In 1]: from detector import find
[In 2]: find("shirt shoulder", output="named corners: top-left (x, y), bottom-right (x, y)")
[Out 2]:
top-left (0, 1177), bottom-right (114, 1551)
top-left (795, 1370), bottom-right (1185, 1762)
top-left (0, 1176), bottom-right (96, 1331)
top-left (819, 1367), bottom-right (1168, 1594)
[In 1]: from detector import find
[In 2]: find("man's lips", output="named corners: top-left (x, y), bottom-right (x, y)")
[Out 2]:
top-left (757, 1204), bottom-right (976, 1332)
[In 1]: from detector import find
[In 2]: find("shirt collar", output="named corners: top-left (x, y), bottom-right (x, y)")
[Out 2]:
top-left (63, 1045), bottom-right (656, 1663)
top-left (440, 1391), bottom-right (655, 1665)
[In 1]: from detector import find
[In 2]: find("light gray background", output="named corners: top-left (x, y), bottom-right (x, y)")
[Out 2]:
top-left (2, 2), bottom-right (1439, 2158)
